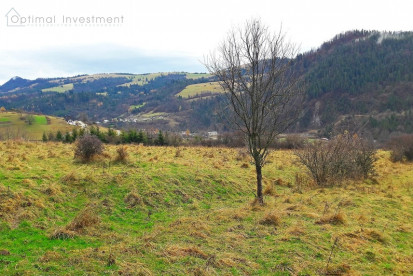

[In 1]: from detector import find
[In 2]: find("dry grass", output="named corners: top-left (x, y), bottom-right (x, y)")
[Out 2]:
top-left (50, 228), bottom-right (77, 240)
top-left (0, 143), bottom-right (412, 275)
top-left (165, 245), bottom-right (209, 260)
top-left (66, 208), bottom-right (100, 232)
top-left (259, 211), bottom-right (282, 226)
top-left (316, 212), bottom-right (346, 225)
top-left (124, 192), bottom-right (141, 208)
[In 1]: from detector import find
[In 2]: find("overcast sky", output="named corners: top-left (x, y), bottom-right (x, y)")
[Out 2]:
top-left (0, 0), bottom-right (412, 84)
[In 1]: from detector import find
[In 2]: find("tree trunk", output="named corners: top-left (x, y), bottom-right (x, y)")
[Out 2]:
top-left (255, 163), bottom-right (263, 204)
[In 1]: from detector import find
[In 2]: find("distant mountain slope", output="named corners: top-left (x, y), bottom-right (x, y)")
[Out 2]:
top-left (1, 31), bottom-right (413, 139)
top-left (296, 30), bottom-right (413, 139)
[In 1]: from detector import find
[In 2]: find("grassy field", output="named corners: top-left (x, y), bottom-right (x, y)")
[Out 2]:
top-left (118, 73), bottom-right (168, 87)
top-left (176, 82), bottom-right (224, 99)
top-left (42, 84), bottom-right (74, 93)
top-left (185, 73), bottom-right (211, 80)
top-left (0, 142), bottom-right (411, 275)
top-left (0, 112), bottom-right (74, 140)
top-left (128, 103), bottom-right (146, 112)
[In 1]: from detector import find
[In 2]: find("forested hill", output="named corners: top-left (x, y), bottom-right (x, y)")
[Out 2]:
top-left (301, 30), bottom-right (413, 98)
top-left (296, 30), bottom-right (413, 139)
top-left (1, 30), bottom-right (413, 140)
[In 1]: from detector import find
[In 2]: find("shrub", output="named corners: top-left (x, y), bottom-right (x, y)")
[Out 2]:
top-left (115, 146), bottom-right (128, 163)
top-left (295, 133), bottom-right (376, 186)
top-left (387, 134), bottom-right (413, 162)
top-left (275, 134), bottom-right (306, 149)
top-left (74, 134), bottom-right (104, 162)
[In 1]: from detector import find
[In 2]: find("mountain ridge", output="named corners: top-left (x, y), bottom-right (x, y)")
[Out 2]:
top-left (1, 30), bottom-right (413, 140)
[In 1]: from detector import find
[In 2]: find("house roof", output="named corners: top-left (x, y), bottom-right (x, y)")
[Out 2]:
top-left (5, 8), bottom-right (20, 17)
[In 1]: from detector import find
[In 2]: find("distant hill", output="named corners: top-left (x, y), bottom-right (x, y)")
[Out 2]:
top-left (1, 31), bottom-right (413, 140)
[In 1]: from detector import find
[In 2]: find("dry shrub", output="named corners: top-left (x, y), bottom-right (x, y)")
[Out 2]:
top-left (166, 245), bottom-right (208, 260)
top-left (275, 134), bottom-right (306, 149)
top-left (66, 208), bottom-right (100, 232)
top-left (387, 134), bottom-right (413, 162)
top-left (295, 133), bottom-right (376, 186)
top-left (124, 192), bottom-right (141, 208)
top-left (259, 211), bottom-right (281, 226)
top-left (316, 212), bottom-right (346, 225)
top-left (115, 146), bottom-right (128, 163)
top-left (74, 135), bottom-right (104, 162)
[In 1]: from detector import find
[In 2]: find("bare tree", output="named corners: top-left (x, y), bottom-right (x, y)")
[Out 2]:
top-left (205, 19), bottom-right (303, 204)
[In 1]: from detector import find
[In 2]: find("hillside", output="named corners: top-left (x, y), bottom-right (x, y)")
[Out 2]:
top-left (1, 31), bottom-right (413, 138)
top-left (0, 111), bottom-right (75, 140)
top-left (0, 142), bottom-right (411, 274)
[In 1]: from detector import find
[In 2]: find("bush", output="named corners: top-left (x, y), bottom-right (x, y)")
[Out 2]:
top-left (115, 146), bottom-right (128, 163)
top-left (74, 135), bottom-right (104, 162)
top-left (295, 133), bottom-right (376, 186)
top-left (275, 134), bottom-right (306, 149)
top-left (387, 134), bottom-right (413, 162)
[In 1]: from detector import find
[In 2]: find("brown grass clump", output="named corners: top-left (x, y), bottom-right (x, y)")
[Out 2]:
top-left (316, 212), bottom-right (346, 225)
top-left (61, 171), bottom-right (79, 184)
top-left (50, 228), bottom-right (76, 240)
top-left (240, 163), bottom-right (249, 168)
top-left (259, 211), bottom-right (281, 226)
top-left (235, 150), bottom-right (249, 161)
top-left (124, 192), bottom-right (141, 208)
top-left (115, 146), bottom-right (128, 163)
top-left (47, 150), bottom-right (57, 158)
top-left (175, 148), bottom-right (182, 158)
top-left (117, 261), bottom-right (153, 276)
top-left (39, 251), bottom-right (62, 263)
top-left (325, 263), bottom-right (352, 275)
top-left (66, 208), bottom-right (100, 232)
top-left (288, 225), bottom-right (305, 236)
top-left (263, 182), bottom-right (276, 196)
top-left (364, 229), bottom-right (386, 243)
top-left (43, 183), bottom-right (61, 196)
top-left (166, 245), bottom-right (208, 260)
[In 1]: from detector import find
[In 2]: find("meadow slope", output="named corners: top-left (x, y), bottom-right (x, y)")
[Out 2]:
top-left (0, 112), bottom-right (74, 140)
top-left (0, 142), bottom-right (412, 275)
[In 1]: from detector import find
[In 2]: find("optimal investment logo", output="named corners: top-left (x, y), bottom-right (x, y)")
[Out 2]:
top-left (5, 8), bottom-right (124, 27)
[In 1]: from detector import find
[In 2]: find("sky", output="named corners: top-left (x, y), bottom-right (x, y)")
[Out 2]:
top-left (0, 0), bottom-right (412, 84)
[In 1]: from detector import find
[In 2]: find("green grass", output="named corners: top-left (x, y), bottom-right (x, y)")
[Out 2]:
top-left (176, 82), bottom-right (224, 99)
top-left (0, 118), bottom-right (10, 122)
top-left (42, 83), bottom-right (74, 93)
top-left (34, 115), bottom-right (47, 125)
top-left (0, 144), bottom-right (411, 275)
